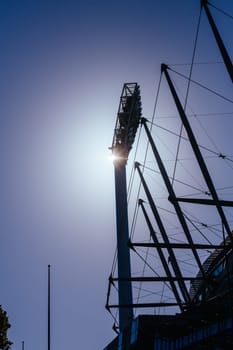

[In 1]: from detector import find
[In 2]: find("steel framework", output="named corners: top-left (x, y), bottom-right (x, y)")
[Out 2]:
top-left (104, 1), bottom-right (233, 347)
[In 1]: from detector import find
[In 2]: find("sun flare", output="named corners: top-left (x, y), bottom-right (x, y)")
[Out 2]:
top-left (108, 153), bottom-right (118, 162)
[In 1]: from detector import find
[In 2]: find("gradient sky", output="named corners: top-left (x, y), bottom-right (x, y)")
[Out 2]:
top-left (0, 1), bottom-right (232, 350)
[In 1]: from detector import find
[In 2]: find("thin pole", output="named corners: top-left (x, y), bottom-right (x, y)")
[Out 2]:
top-left (22, 341), bottom-right (24, 350)
top-left (48, 265), bottom-right (51, 350)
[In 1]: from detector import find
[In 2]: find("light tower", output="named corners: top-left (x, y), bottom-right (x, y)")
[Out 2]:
top-left (111, 83), bottom-right (142, 332)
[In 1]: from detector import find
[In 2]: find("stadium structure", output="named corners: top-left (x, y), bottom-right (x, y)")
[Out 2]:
top-left (103, 1), bottom-right (233, 349)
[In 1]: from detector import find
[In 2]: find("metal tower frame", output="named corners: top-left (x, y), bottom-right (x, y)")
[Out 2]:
top-left (105, 1), bottom-right (233, 338)
top-left (109, 83), bottom-right (142, 332)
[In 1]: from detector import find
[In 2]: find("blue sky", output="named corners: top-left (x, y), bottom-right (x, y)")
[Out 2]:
top-left (0, 1), bottom-right (232, 349)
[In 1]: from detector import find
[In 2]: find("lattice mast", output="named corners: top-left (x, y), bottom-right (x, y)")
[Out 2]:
top-left (111, 83), bottom-right (142, 332)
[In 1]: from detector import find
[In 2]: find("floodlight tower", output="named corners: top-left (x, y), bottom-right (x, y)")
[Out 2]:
top-left (111, 83), bottom-right (142, 332)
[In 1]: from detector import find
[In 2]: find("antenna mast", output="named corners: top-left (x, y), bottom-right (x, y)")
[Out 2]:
top-left (48, 264), bottom-right (51, 350)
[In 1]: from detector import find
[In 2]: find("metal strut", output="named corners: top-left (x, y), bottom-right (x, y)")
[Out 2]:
top-left (138, 199), bottom-right (184, 311)
top-left (135, 162), bottom-right (191, 304)
top-left (201, 0), bottom-right (233, 83)
top-left (141, 118), bottom-right (205, 276)
top-left (170, 196), bottom-right (233, 208)
top-left (130, 242), bottom-right (223, 250)
top-left (161, 64), bottom-right (233, 245)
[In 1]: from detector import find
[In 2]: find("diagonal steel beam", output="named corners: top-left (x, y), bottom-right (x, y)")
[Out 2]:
top-left (139, 199), bottom-right (184, 311)
top-left (201, 0), bottom-right (233, 82)
top-left (135, 162), bottom-right (191, 304)
top-left (141, 118), bottom-right (205, 275)
top-left (162, 64), bottom-right (233, 245)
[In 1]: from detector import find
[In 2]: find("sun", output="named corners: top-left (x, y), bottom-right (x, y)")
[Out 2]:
top-left (108, 153), bottom-right (118, 162)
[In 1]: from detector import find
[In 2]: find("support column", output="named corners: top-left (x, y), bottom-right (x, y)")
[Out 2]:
top-left (114, 158), bottom-right (133, 332)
